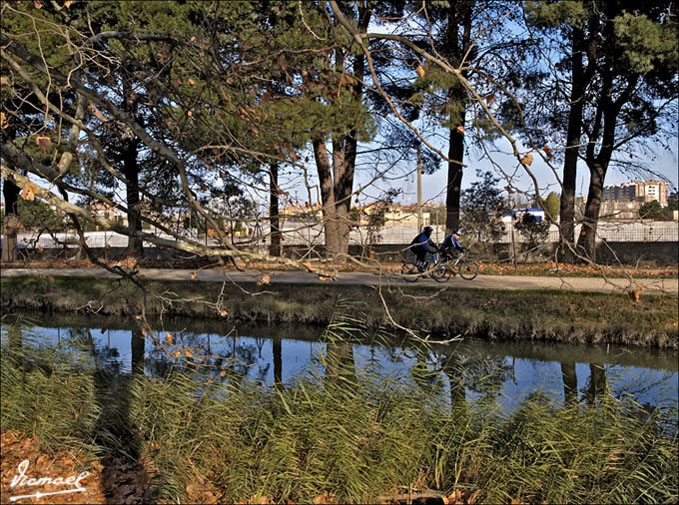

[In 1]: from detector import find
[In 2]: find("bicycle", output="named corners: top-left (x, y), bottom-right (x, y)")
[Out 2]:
top-left (431, 251), bottom-right (479, 282)
top-left (400, 252), bottom-right (443, 282)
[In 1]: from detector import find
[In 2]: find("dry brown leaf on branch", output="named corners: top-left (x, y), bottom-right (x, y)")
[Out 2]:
top-left (302, 261), bottom-right (314, 271)
top-left (185, 348), bottom-right (194, 358)
top-left (219, 310), bottom-right (228, 317)
top-left (190, 272), bottom-right (197, 280)
top-left (627, 288), bottom-right (641, 303)
top-left (485, 94), bottom-right (496, 105)
top-left (0, 112), bottom-right (8, 129)
top-left (64, 0), bottom-right (73, 8)
top-left (416, 65), bottom-right (426, 78)
top-left (19, 182), bottom-right (38, 201)
top-left (188, 78), bottom-right (195, 86)
top-left (543, 145), bottom-right (553, 159)
top-left (456, 125), bottom-right (465, 135)
top-left (165, 333), bottom-right (173, 345)
top-left (520, 153), bottom-right (534, 166)
top-left (257, 274), bottom-right (271, 286)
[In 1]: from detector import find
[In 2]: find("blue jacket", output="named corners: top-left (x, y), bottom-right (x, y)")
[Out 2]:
top-left (411, 232), bottom-right (437, 252)
top-left (441, 234), bottom-right (464, 252)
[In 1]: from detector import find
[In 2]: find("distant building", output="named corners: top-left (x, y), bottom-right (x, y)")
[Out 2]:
top-left (89, 202), bottom-right (126, 222)
top-left (280, 203), bottom-right (323, 221)
top-left (602, 180), bottom-right (669, 205)
top-left (381, 204), bottom-right (431, 227)
top-left (599, 201), bottom-right (642, 220)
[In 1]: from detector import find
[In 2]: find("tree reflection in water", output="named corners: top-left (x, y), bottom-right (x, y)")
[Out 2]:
top-left (410, 344), bottom-right (514, 411)
top-left (561, 361), bottom-right (578, 405)
top-left (584, 363), bottom-right (608, 405)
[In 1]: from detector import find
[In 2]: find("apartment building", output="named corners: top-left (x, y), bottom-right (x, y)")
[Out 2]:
top-left (602, 180), bottom-right (669, 205)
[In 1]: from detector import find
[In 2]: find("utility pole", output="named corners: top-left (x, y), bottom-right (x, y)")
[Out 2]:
top-left (417, 143), bottom-right (423, 232)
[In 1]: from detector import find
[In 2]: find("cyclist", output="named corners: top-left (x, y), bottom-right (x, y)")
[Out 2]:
top-left (409, 226), bottom-right (439, 268)
top-left (440, 229), bottom-right (465, 260)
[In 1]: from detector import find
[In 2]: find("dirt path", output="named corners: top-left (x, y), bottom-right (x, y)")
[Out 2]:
top-left (2, 268), bottom-right (677, 294)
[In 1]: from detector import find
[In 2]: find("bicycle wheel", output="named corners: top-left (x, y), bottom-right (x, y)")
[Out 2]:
top-left (458, 259), bottom-right (479, 280)
top-left (401, 262), bottom-right (420, 282)
top-left (431, 262), bottom-right (452, 283)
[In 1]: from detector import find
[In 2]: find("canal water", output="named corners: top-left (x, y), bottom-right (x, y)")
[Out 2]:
top-left (1, 313), bottom-right (677, 412)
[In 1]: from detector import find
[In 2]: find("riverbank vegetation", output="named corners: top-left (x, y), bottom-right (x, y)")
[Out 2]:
top-left (1, 319), bottom-right (677, 504)
top-left (2, 275), bottom-right (677, 348)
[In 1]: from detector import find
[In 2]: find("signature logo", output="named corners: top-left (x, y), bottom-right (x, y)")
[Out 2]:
top-left (9, 459), bottom-right (89, 502)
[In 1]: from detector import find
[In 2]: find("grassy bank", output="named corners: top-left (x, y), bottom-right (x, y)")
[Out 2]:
top-left (1, 275), bottom-right (677, 348)
top-left (1, 334), bottom-right (677, 504)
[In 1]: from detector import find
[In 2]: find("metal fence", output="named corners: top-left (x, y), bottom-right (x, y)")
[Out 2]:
top-left (14, 220), bottom-right (678, 250)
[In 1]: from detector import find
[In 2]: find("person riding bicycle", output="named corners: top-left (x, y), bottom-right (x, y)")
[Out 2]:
top-left (439, 229), bottom-right (465, 260)
top-left (409, 226), bottom-right (438, 266)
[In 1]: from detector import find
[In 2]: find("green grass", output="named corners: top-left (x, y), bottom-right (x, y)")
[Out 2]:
top-left (2, 275), bottom-right (677, 348)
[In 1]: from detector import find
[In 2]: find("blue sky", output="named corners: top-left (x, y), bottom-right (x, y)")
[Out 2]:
top-left (411, 141), bottom-right (679, 206)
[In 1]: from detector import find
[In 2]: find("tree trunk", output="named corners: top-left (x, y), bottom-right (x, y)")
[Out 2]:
top-left (123, 137), bottom-right (144, 258)
top-left (558, 26), bottom-right (586, 264)
top-left (122, 81), bottom-right (143, 259)
top-left (445, 87), bottom-right (465, 233)
top-left (312, 138), bottom-right (340, 256)
top-left (576, 160), bottom-right (606, 261)
top-left (311, 6), bottom-right (371, 260)
top-left (576, 3), bottom-right (632, 264)
top-left (2, 127), bottom-right (19, 264)
top-left (443, 1), bottom-right (472, 234)
top-left (333, 134), bottom-right (356, 259)
top-left (1, 180), bottom-right (19, 263)
top-left (269, 162), bottom-right (281, 256)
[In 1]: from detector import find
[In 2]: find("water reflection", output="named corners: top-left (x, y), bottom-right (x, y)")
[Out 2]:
top-left (1, 315), bottom-right (677, 413)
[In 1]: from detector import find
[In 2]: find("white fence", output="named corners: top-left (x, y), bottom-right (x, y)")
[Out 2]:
top-left (13, 220), bottom-right (678, 250)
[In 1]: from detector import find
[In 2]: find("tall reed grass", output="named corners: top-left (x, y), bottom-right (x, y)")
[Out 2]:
top-left (1, 318), bottom-right (100, 457)
top-left (1, 313), bottom-right (677, 504)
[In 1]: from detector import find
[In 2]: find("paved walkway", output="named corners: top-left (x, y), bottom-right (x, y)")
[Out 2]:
top-left (2, 268), bottom-right (677, 294)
